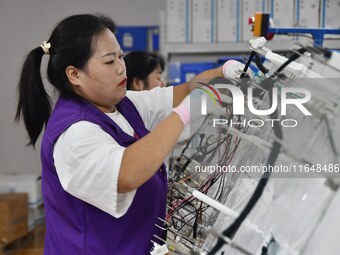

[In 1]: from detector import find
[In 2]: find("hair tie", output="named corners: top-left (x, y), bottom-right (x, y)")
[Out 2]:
top-left (40, 41), bottom-right (51, 55)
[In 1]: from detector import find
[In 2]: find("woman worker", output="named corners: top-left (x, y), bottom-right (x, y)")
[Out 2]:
top-left (124, 51), bottom-right (166, 91)
top-left (16, 14), bottom-right (234, 254)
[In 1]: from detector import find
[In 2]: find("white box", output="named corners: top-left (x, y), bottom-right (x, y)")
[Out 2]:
top-left (0, 174), bottom-right (42, 209)
top-left (192, 0), bottom-right (215, 43)
top-left (167, 0), bottom-right (191, 43)
top-left (321, 0), bottom-right (340, 28)
top-left (320, 0), bottom-right (340, 47)
top-left (242, 0), bottom-right (267, 41)
top-left (269, 0), bottom-right (295, 41)
top-left (296, 0), bottom-right (320, 28)
top-left (293, 0), bottom-right (320, 44)
top-left (216, 0), bottom-right (239, 42)
top-left (269, 0), bottom-right (295, 27)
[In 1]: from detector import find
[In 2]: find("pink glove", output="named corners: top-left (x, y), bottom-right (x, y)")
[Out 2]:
top-left (173, 89), bottom-right (225, 126)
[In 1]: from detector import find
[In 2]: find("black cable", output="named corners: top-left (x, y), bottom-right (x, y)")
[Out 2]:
top-left (170, 48), bottom-right (308, 253)
top-left (178, 138), bottom-right (192, 160)
top-left (272, 48), bottom-right (308, 77)
top-left (177, 115), bottom-right (211, 160)
top-left (261, 48), bottom-right (308, 92)
top-left (241, 51), bottom-right (256, 79)
top-left (255, 52), bottom-right (269, 75)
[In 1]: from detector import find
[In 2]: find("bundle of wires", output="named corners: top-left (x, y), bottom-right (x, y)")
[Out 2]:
top-left (207, 47), bottom-right (308, 254)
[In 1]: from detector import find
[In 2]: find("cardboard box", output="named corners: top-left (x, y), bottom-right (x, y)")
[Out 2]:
top-left (0, 174), bottom-right (42, 209)
top-left (0, 193), bottom-right (28, 245)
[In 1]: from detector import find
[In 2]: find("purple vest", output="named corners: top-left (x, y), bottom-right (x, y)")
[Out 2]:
top-left (41, 96), bottom-right (167, 255)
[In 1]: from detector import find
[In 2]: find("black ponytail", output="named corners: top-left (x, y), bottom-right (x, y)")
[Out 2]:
top-left (16, 47), bottom-right (51, 147)
top-left (15, 14), bottom-right (116, 147)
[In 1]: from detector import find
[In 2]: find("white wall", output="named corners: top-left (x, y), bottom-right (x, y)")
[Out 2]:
top-left (0, 0), bottom-right (165, 174)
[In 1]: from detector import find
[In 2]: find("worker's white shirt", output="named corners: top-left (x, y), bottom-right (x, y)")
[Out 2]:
top-left (53, 86), bottom-right (173, 218)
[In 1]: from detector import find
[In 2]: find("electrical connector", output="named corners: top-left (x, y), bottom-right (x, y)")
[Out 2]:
top-left (150, 242), bottom-right (169, 255)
